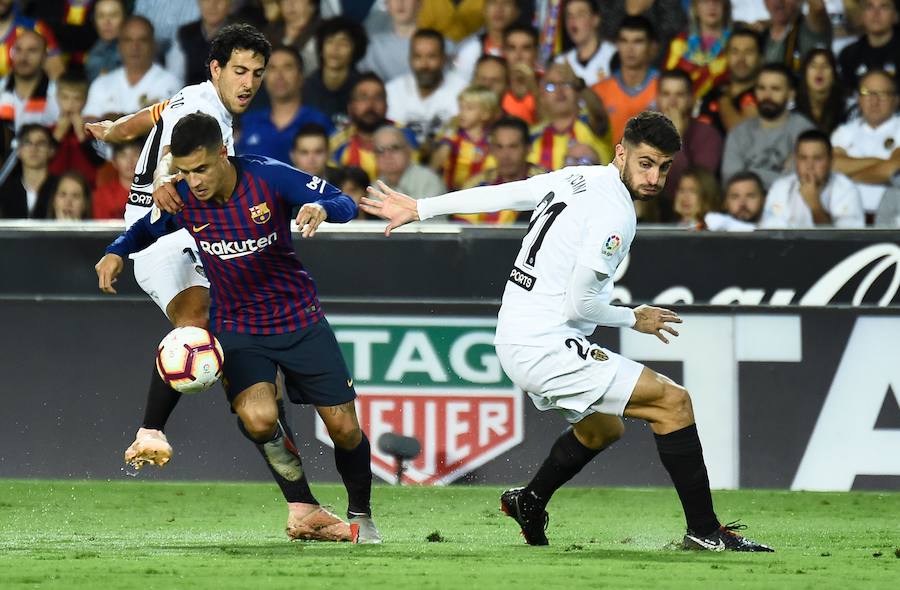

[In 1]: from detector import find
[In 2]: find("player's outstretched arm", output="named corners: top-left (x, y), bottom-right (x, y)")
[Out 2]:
top-left (632, 304), bottom-right (682, 344)
top-left (361, 180), bottom-right (421, 236)
top-left (95, 253), bottom-right (124, 294)
top-left (84, 102), bottom-right (159, 143)
top-left (363, 176), bottom-right (549, 236)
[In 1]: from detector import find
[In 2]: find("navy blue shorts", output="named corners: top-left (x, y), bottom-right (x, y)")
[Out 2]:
top-left (217, 318), bottom-right (356, 408)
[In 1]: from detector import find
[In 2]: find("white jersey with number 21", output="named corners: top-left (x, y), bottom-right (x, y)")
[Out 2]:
top-left (494, 164), bottom-right (636, 345)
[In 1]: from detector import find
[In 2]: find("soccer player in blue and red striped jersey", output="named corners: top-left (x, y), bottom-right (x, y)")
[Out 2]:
top-left (97, 112), bottom-right (381, 544)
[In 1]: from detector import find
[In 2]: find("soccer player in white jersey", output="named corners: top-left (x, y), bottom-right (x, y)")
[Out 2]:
top-left (87, 25), bottom-right (352, 542)
top-left (361, 112), bottom-right (774, 552)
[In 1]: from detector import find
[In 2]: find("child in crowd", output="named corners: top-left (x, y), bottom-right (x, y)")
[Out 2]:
top-left (290, 123), bottom-right (336, 182)
top-left (92, 139), bottom-right (141, 220)
top-left (332, 165), bottom-right (371, 219)
top-left (430, 86), bottom-right (499, 191)
top-left (49, 70), bottom-right (104, 187)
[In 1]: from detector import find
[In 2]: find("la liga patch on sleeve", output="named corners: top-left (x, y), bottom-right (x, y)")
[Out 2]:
top-left (602, 233), bottom-right (622, 257)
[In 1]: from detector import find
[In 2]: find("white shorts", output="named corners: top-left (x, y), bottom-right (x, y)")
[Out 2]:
top-left (496, 335), bottom-right (644, 423)
top-left (132, 228), bottom-right (209, 317)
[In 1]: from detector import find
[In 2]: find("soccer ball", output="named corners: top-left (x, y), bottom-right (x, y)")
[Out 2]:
top-left (156, 327), bottom-right (224, 394)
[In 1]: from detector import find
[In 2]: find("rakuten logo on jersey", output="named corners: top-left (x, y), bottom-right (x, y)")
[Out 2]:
top-left (199, 232), bottom-right (278, 260)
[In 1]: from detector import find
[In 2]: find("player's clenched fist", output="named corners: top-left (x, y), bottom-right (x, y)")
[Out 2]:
top-left (95, 253), bottom-right (125, 294)
top-left (632, 304), bottom-right (682, 344)
top-left (295, 202), bottom-right (327, 238)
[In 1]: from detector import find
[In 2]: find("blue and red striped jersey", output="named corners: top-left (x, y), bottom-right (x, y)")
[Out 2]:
top-left (107, 155), bottom-right (357, 335)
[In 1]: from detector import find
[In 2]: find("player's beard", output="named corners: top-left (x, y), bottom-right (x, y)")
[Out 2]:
top-left (621, 163), bottom-right (662, 202)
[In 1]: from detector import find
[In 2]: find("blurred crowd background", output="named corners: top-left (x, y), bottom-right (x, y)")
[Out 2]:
top-left (1, 0), bottom-right (899, 230)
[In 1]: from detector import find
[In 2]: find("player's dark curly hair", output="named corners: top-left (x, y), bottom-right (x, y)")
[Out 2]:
top-left (622, 111), bottom-right (682, 154)
top-left (207, 23), bottom-right (272, 72)
top-left (170, 113), bottom-right (223, 158)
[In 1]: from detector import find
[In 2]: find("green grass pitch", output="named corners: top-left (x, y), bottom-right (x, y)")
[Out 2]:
top-left (1, 480), bottom-right (897, 589)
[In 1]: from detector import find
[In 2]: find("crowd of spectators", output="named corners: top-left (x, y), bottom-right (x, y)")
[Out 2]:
top-left (0, 0), bottom-right (898, 230)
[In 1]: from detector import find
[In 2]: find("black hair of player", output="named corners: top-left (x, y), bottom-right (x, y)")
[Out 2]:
top-left (622, 111), bottom-right (682, 154)
top-left (617, 15), bottom-right (657, 42)
top-left (315, 17), bottom-right (368, 65)
top-left (293, 122), bottom-right (330, 146)
top-left (723, 170), bottom-right (765, 196)
top-left (795, 128), bottom-right (833, 157)
top-left (759, 62), bottom-right (796, 88)
top-left (207, 23), bottom-right (272, 73)
top-left (170, 113), bottom-right (223, 158)
top-left (490, 115), bottom-right (530, 145)
top-left (271, 44), bottom-right (305, 74)
top-left (411, 28), bottom-right (446, 56)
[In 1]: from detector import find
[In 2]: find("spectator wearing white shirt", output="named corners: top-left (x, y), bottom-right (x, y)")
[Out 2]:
top-left (555, 0), bottom-right (615, 87)
top-left (386, 28), bottom-right (467, 148)
top-left (762, 128), bottom-right (865, 228)
top-left (831, 69), bottom-right (900, 214)
top-left (706, 171), bottom-right (767, 231)
top-left (83, 16), bottom-right (181, 121)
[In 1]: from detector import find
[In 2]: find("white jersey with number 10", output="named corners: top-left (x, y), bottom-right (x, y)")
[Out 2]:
top-left (494, 164), bottom-right (636, 345)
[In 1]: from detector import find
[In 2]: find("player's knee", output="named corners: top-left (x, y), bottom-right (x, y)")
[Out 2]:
top-left (606, 418), bottom-right (625, 444)
top-left (329, 424), bottom-right (362, 450)
top-left (167, 288), bottom-right (210, 328)
top-left (170, 305), bottom-right (209, 329)
top-left (662, 384), bottom-right (694, 424)
top-left (239, 406), bottom-right (278, 441)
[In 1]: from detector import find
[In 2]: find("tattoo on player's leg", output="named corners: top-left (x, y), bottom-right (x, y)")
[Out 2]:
top-left (237, 386), bottom-right (271, 409)
top-left (328, 402), bottom-right (353, 416)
